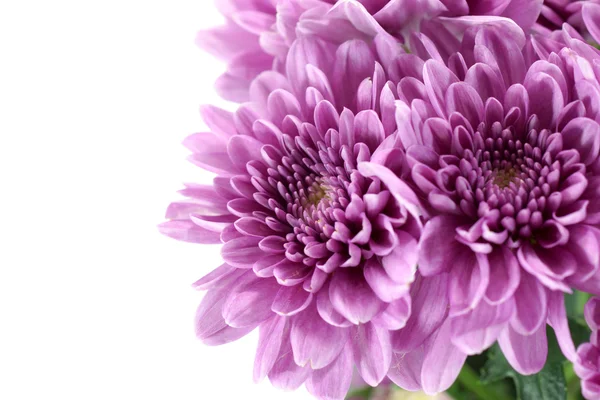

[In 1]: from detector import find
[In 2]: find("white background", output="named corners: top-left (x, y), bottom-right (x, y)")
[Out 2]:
top-left (0, 1), bottom-right (312, 399)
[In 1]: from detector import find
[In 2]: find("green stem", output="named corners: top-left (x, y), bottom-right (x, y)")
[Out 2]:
top-left (565, 362), bottom-right (582, 400)
top-left (345, 386), bottom-right (373, 399)
top-left (576, 292), bottom-right (591, 317)
top-left (456, 363), bottom-right (505, 400)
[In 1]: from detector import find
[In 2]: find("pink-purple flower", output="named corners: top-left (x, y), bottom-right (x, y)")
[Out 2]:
top-left (575, 297), bottom-right (600, 399)
top-left (386, 22), bottom-right (600, 393)
top-left (198, 0), bottom-right (545, 102)
top-left (161, 25), bottom-right (433, 398)
top-left (162, 1), bottom-right (600, 398)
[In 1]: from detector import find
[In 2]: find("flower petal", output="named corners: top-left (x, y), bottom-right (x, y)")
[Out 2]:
top-left (290, 304), bottom-right (349, 369)
top-left (352, 322), bottom-right (392, 387)
top-left (305, 345), bottom-right (353, 400)
top-left (329, 267), bottom-right (386, 324)
top-left (498, 324), bottom-right (547, 375)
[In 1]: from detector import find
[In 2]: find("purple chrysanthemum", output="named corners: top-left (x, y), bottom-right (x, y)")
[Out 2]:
top-left (198, 0), bottom-right (544, 102)
top-left (386, 23), bottom-right (600, 393)
top-left (575, 297), bottom-right (600, 399)
top-left (161, 25), bottom-right (431, 398)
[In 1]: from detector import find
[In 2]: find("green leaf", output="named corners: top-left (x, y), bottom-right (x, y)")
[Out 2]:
top-left (481, 328), bottom-right (570, 400)
top-left (480, 344), bottom-right (512, 384)
top-left (513, 362), bottom-right (566, 400)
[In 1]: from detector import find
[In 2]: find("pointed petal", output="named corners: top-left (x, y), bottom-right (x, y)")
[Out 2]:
top-left (253, 315), bottom-right (287, 383)
top-left (329, 268), bottom-right (386, 324)
top-left (498, 324), bottom-right (547, 375)
top-left (421, 320), bottom-right (468, 395)
top-left (352, 323), bottom-right (392, 387)
top-left (272, 285), bottom-right (314, 316)
top-left (306, 346), bottom-right (354, 400)
top-left (290, 304), bottom-right (349, 369)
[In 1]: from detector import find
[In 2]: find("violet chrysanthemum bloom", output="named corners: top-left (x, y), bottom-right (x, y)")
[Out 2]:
top-left (575, 297), bottom-right (600, 399)
top-left (197, 0), bottom-right (544, 102)
top-left (387, 23), bottom-right (600, 393)
top-left (161, 27), bottom-right (429, 398)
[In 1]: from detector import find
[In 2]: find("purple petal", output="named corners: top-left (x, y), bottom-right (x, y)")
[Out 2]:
top-left (418, 215), bottom-right (466, 276)
top-left (381, 231), bottom-right (418, 284)
top-left (445, 82), bottom-right (484, 130)
top-left (561, 117), bottom-right (600, 166)
top-left (352, 323), bottom-right (392, 387)
top-left (222, 277), bottom-right (278, 328)
top-left (253, 315), bottom-right (287, 383)
top-left (195, 289), bottom-right (228, 341)
top-left (547, 291), bottom-right (577, 363)
top-left (268, 339), bottom-right (311, 390)
top-left (199, 105), bottom-right (236, 139)
top-left (192, 263), bottom-right (237, 291)
top-left (316, 281), bottom-right (353, 328)
top-left (421, 320), bottom-right (468, 395)
top-left (448, 252), bottom-right (490, 316)
top-left (202, 325), bottom-right (255, 346)
top-left (373, 296), bottom-right (411, 331)
top-left (586, 298), bottom-right (600, 331)
top-left (501, 0), bottom-right (543, 31)
top-left (451, 299), bottom-right (514, 355)
top-left (510, 270), bottom-right (547, 335)
top-left (227, 135), bottom-right (264, 171)
top-left (465, 62), bottom-right (506, 101)
top-left (485, 246), bottom-right (521, 305)
top-left (498, 324), bottom-right (547, 375)
top-left (364, 258), bottom-right (409, 302)
top-left (392, 274), bottom-right (449, 353)
top-left (305, 346), bottom-right (353, 400)
top-left (517, 244), bottom-right (574, 292)
top-left (273, 259), bottom-right (312, 286)
top-left (387, 342), bottom-right (428, 391)
top-left (583, 2), bottom-right (600, 44)
top-left (329, 268), bottom-right (386, 324)
top-left (423, 59), bottom-right (459, 118)
top-left (221, 236), bottom-right (263, 267)
top-left (290, 304), bottom-right (349, 369)
top-left (158, 220), bottom-right (222, 244)
top-left (354, 110), bottom-right (385, 153)
top-left (357, 161), bottom-right (424, 222)
top-left (272, 285), bottom-right (313, 316)
top-left (524, 71), bottom-right (564, 129)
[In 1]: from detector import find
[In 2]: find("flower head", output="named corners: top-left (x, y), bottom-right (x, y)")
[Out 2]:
top-left (575, 297), bottom-right (600, 399)
top-left (387, 23), bottom-right (600, 393)
top-left (162, 25), bottom-right (430, 398)
top-left (197, 0), bottom-right (545, 102)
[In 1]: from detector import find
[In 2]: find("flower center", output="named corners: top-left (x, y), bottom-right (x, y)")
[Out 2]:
top-left (448, 118), bottom-right (579, 247)
top-left (492, 167), bottom-right (521, 189)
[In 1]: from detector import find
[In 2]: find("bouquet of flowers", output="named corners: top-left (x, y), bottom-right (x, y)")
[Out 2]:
top-left (160, 1), bottom-right (600, 398)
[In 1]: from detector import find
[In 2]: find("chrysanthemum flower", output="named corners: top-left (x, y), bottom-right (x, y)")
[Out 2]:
top-left (161, 24), bottom-right (432, 398)
top-left (575, 297), bottom-right (600, 399)
top-left (388, 23), bottom-right (600, 393)
top-left (198, 0), bottom-right (544, 102)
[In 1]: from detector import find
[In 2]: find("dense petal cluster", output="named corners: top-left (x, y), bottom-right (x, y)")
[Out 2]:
top-left (163, 1), bottom-right (600, 399)
top-left (389, 23), bottom-right (600, 392)
top-left (198, 0), bottom-right (544, 102)
top-left (535, 0), bottom-right (600, 43)
top-left (162, 25), bottom-right (436, 398)
top-left (575, 297), bottom-right (600, 399)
